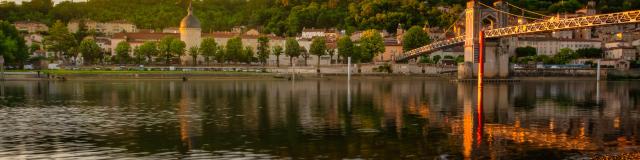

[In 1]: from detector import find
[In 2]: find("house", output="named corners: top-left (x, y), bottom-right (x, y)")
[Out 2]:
top-left (13, 21), bottom-right (48, 33)
top-left (68, 20), bottom-right (137, 36)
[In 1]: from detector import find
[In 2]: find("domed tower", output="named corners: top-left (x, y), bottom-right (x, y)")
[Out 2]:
top-left (180, 1), bottom-right (201, 65)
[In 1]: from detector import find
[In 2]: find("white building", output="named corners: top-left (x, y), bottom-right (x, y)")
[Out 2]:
top-left (68, 20), bottom-right (137, 36)
top-left (509, 37), bottom-right (602, 56)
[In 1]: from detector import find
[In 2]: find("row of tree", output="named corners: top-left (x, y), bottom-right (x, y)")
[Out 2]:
top-left (512, 46), bottom-right (604, 64)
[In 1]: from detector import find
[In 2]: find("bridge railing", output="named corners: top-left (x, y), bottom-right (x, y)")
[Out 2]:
top-left (397, 36), bottom-right (465, 61)
top-left (485, 10), bottom-right (640, 38)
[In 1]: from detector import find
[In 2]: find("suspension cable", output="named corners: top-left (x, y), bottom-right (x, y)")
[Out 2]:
top-left (506, 2), bottom-right (551, 18)
top-left (442, 11), bottom-right (465, 38)
top-left (478, 2), bottom-right (544, 21)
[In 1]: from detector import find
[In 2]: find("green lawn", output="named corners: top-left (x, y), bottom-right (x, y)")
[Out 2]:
top-left (39, 70), bottom-right (267, 75)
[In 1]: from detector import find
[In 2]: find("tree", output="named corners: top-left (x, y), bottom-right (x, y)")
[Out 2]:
top-left (359, 29), bottom-right (384, 63)
top-left (78, 39), bottom-right (100, 65)
top-left (226, 37), bottom-right (243, 63)
top-left (170, 40), bottom-right (186, 64)
top-left (515, 46), bottom-right (537, 57)
top-left (138, 41), bottom-right (158, 64)
top-left (310, 37), bottom-right (327, 67)
top-left (114, 41), bottom-right (131, 65)
top-left (243, 46), bottom-right (254, 64)
top-left (337, 36), bottom-right (355, 63)
top-left (29, 43), bottom-right (41, 53)
top-left (133, 46), bottom-right (143, 65)
top-left (0, 21), bottom-right (29, 68)
top-left (327, 48), bottom-right (335, 64)
top-left (215, 45), bottom-right (225, 64)
top-left (553, 48), bottom-right (578, 64)
top-left (188, 46), bottom-right (199, 66)
top-left (199, 38), bottom-right (217, 65)
top-left (285, 37), bottom-right (300, 66)
top-left (257, 36), bottom-right (270, 65)
top-left (301, 47), bottom-right (309, 66)
top-left (432, 55), bottom-right (442, 64)
top-left (45, 20), bottom-right (75, 63)
top-left (403, 26), bottom-right (431, 51)
top-left (576, 48), bottom-right (603, 58)
top-left (272, 45), bottom-right (283, 67)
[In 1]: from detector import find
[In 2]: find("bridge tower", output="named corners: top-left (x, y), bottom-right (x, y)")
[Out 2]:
top-left (458, 0), bottom-right (510, 79)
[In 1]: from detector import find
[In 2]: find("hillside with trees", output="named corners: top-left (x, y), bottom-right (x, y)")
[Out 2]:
top-left (2, 0), bottom-right (638, 36)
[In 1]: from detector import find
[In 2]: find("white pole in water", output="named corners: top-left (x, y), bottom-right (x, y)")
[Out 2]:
top-left (347, 57), bottom-right (351, 82)
top-left (596, 59), bottom-right (601, 81)
top-left (347, 57), bottom-right (351, 113)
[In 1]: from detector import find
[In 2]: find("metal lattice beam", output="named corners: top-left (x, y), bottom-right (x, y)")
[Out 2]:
top-left (485, 10), bottom-right (640, 38)
top-left (396, 10), bottom-right (640, 62)
top-left (396, 36), bottom-right (465, 61)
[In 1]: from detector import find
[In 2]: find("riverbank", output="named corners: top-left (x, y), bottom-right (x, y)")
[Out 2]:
top-left (0, 70), bottom-right (618, 81)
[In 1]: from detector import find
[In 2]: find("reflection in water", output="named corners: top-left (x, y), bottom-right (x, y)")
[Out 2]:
top-left (0, 80), bottom-right (639, 159)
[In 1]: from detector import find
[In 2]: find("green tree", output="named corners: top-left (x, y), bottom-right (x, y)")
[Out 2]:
top-left (45, 20), bottom-right (75, 62)
top-left (337, 36), bottom-right (355, 63)
top-left (272, 45), bottom-right (284, 67)
top-left (515, 46), bottom-right (537, 57)
top-left (0, 21), bottom-right (29, 67)
top-left (29, 43), bottom-right (41, 53)
top-left (359, 29), bottom-right (384, 63)
top-left (552, 48), bottom-right (577, 64)
top-left (199, 38), bottom-right (217, 65)
top-left (243, 46), bottom-right (254, 64)
top-left (403, 26), bottom-right (431, 51)
top-left (138, 41), bottom-right (158, 64)
top-left (133, 46), bottom-right (143, 65)
top-left (226, 37), bottom-right (243, 63)
top-left (114, 41), bottom-right (131, 65)
top-left (257, 36), bottom-right (270, 65)
top-left (310, 37), bottom-right (327, 67)
top-left (301, 47), bottom-right (309, 66)
top-left (215, 45), bottom-right (225, 64)
top-left (188, 46), bottom-right (199, 66)
top-left (576, 48), bottom-right (603, 58)
top-left (285, 37), bottom-right (300, 66)
top-left (78, 39), bottom-right (100, 65)
top-left (170, 40), bottom-right (186, 64)
top-left (432, 55), bottom-right (442, 64)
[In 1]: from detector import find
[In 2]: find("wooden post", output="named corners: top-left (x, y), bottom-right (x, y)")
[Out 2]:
top-left (478, 31), bottom-right (485, 84)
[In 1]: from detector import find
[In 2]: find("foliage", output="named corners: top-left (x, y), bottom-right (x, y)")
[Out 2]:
top-left (576, 48), bottom-right (603, 58)
top-left (199, 38), bottom-right (217, 65)
top-left (310, 37), bottom-right (327, 67)
top-left (115, 41), bottom-right (131, 65)
top-left (358, 29), bottom-right (384, 63)
top-left (402, 26), bottom-right (431, 51)
top-left (551, 48), bottom-right (578, 64)
top-left (226, 37), bottom-right (243, 63)
top-left (455, 55), bottom-right (464, 63)
top-left (515, 46), bottom-right (537, 57)
top-left (138, 41), bottom-right (158, 64)
top-left (337, 36), bottom-right (355, 63)
top-left (157, 36), bottom-right (184, 65)
top-left (548, 0), bottom-right (582, 13)
top-left (272, 45), bottom-right (283, 67)
top-left (242, 46), bottom-right (254, 64)
top-left (419, 55), bottom-right (433, 64)
top-left (188, 46), bottom-right (199, 66)
top-left (432, 55), bottom-right (442, 64)
top-left (256, 36), bottom-right (270, 65)
top-left (285, 37), bottom-right (300, 66)
top-left (0, 20), bottom-right (29, 67)
top-left (78, 39), bottom-right (101, 65)
top-left (45, 20), bottom-right (75, 60)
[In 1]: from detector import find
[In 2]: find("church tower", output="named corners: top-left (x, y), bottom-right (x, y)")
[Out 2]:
top-left (180, 1), bottom-right (202, 65)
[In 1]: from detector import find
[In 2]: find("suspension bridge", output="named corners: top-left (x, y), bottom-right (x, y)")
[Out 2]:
top-left (396, 0), bottom-right (640, 79)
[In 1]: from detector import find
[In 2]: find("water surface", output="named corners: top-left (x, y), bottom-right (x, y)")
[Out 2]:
top-left (0, 79), bottom-right (639, 159)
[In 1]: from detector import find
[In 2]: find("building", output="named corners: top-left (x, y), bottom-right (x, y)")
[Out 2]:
top-left (509, 37), bottom-right (602, 56)
top-left (68, 20), bottom-right (137, 36)
top-left (179, 2), bottom-right (202, 65)
top-left (604, 41), bottom-right (637, 60)
top-left (13, 21), bottom-right (48, 33)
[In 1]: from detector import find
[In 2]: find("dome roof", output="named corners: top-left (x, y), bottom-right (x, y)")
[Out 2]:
top-left (180, 3), bottom-right (200, 28)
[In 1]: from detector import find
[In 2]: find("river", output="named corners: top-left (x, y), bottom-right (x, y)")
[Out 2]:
top-left (0, 79), bottom-right (638, 159)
